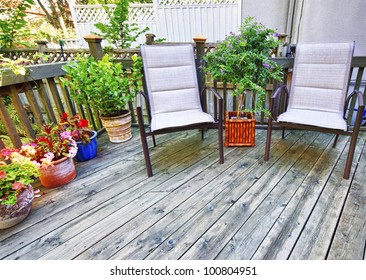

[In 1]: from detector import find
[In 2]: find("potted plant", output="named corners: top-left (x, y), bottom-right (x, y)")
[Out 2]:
top-left (0, 147), bottom-right (40, 229)
top-left (203, 16), bottom-right (283, 147)
top-left (59, 113), bottom-right (98, 162)
top-left (24, 124), bottom-right (78, 189)
top-left (60, 54), bottom-right (142, 143)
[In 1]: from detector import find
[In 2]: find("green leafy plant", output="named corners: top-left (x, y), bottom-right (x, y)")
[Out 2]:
top-left (60, 54), bottom-right (141, 117)
top-left (0, 147), bottom-right (40, 205)
top-left (0, 0), bottom-right (35, 49)
top-left (94, 0), bottom-right (149, 49)
top-left (203, 16), bottom-right (283, 115)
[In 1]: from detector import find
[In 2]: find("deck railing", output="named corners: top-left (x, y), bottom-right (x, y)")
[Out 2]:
top-left (1, 36), bottom-right (365, 149)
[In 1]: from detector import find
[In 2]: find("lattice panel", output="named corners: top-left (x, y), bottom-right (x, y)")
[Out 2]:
top-left (45, 50), bottom-right (90, 63)
top-left (109, 49), bottom-right (141, 60)
top-left (74, 5), bottom-right (155, 24)
top-left (1, 50), bottom-right (43, 65)
top-left (129, 5), bottom-right (155, 22)
top-left (157, 0), bottom-right (238, 5)
top-left (75, 5), bottom-right (113, 24)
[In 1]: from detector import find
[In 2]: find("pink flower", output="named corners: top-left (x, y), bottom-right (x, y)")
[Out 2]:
top-left (44, 152), bottom-right (55, 160)
top-left (0, 170), bottom-right (6, 179)
top-left (11, 182), bottom-right (26, 191)
top-left (60, 131), bottom-right (71, 140)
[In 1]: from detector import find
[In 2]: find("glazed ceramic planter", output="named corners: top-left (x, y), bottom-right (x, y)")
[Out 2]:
top-left (0, 185), bottom-right (34, 229)
top-left (100, 111), bottom-right (132, 143)
top-left (74, 130), bottom-right (98, 162)
top-left (39, 157), bottom-right (76, 188)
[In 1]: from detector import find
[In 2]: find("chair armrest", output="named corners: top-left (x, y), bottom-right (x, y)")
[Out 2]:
top-left (201, 86), bottom-right (223, 122)
top-left (270, 84), bottom-right (290, 119)
top-left (136, 91), bottom-right (152, 125)
top-left (137, 91), bottom-right (148, 108)
top-left (203, 86), bottom-right (223, 100)
top-left (344, 89), bottom-right (365, 123)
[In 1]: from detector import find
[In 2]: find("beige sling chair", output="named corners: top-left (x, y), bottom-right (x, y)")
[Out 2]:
top-left (137, 44), bottom-right (224, 177)
top-left (264, 42), bottom-right (364, 179)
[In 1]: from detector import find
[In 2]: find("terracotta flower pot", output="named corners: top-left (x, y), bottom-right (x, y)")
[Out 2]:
top-left (100, 111), bottom-right (132, 143)
top-left (39, 157), bottom-right (76, 188)
top-left (0, 185), bottom-right (34, 229)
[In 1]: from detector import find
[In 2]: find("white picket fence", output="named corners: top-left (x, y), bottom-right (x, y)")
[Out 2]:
top-left (69, 0), bottom-right (241, 48)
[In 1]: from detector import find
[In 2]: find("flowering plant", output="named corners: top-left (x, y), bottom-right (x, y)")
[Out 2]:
top-left (0, 147), bottom-right (40, 206)
top-left (60, 113), bottom-right (93, 144)
top-left (203, 16), bottom-right (283, 115)
top-left (27, 124), bottom-right (78, 168)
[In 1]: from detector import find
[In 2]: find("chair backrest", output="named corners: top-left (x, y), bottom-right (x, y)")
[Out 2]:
top-left (141, 44), bottom-right (202, 116)
top-left (289, 42), bottom-right (354, 114)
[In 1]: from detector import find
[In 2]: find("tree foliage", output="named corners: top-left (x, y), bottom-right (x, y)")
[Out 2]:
top-left (0, 0), bottom-right (35, 48)
top-left (94, 0), bottom-right (148, 49)
top-left (203, 17), bottom-right (283, 114)
top-left (35, 0), bottom-right (73, 35)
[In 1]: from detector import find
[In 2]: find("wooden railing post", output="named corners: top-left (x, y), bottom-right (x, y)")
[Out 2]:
top-left (35, 40), bottom-right (48, 63)
top-left (193, 35), bottom-right (207, 109)
top-left (84, 34), bottom-right (104, 60)
top-left (145, 34), bottom-right (155, 45)
top-left (194, 35), bottom-right (206, 92)
top-left (35, 40), bottom-right (48, 53)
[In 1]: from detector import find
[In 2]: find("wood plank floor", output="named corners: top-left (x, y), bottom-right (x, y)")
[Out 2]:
top-left (1, 127), bottom-right (365, 260)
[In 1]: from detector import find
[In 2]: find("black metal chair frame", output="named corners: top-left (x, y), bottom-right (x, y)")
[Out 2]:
top-left (264, 84), bottom-right (365, 179)
top-left (137, 87), bottom-right (224, 177)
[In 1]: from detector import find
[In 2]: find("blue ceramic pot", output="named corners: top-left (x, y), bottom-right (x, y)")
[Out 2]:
top-left (74, 130), bottom-right (98, 162)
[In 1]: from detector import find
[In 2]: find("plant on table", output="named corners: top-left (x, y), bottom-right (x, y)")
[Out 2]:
top-left (203, 16), bottom-right (283, 117)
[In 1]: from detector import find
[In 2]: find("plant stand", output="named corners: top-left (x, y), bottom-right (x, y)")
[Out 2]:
top-left (225, 111), bottom-right (255, 147)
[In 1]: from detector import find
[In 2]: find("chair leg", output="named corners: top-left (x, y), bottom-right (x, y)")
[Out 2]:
top-left (264, 119), bottom-right (273, 161)
top-left (201, 128), bottom-right (205, 140)
top-left (333, 134), bottom-right (339, 148)
top-left (343, 106), bottom-right (364, 179)
top-left (218, 122), bottom-right (224, 164)
top-left (137, 107), bottom-right (153, 177)
top-left (282, 127), bottom-right (286, 139)
top-left (344, 133), bottom-right (358, 179)
top-left (152, 135), bottom-right (157, 147)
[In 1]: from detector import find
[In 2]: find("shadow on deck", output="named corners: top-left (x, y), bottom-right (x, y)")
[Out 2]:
top-left (1, 127), bottom-right (365, 260)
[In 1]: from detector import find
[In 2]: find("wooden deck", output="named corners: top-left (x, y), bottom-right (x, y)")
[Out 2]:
top-left (1, 127), bottom-right (365, 260)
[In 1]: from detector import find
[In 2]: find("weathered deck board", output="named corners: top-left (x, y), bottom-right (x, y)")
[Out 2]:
top-left (0, 127), bottom-right (365, 260)
top-left (216, 132), bottom-right (334, 259)
top-left (288, 133), bottom-right (366, 260)
top-left (2, 130), bottom-right (220, 259)
top-left (179, 131), bottom-right (323, 260)
top-left (327, 137), bottom-right (366, 260)
top-left (252, 133), bottom-right (351, 260)
top-left (81, 130), bottom-right (273, 260)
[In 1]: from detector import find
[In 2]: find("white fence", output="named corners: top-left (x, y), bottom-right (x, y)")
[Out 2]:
top-left (70, 0), bottom-right (241, 48)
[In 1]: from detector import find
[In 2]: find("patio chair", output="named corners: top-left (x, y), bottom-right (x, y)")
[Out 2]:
top-left (264, 42), bottom-right (365, 179)
top-left (137, 44), bottom-right (224, 177)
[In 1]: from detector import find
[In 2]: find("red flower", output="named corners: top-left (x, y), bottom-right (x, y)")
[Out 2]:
top-left (77, 119), bottom-right (89, 128)
top-left (61, 112), bottom-right (68, 122)
top-left (0, 170), bottom-right (6, 179)
top-left (11, 182), bottom-right (26, 191)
